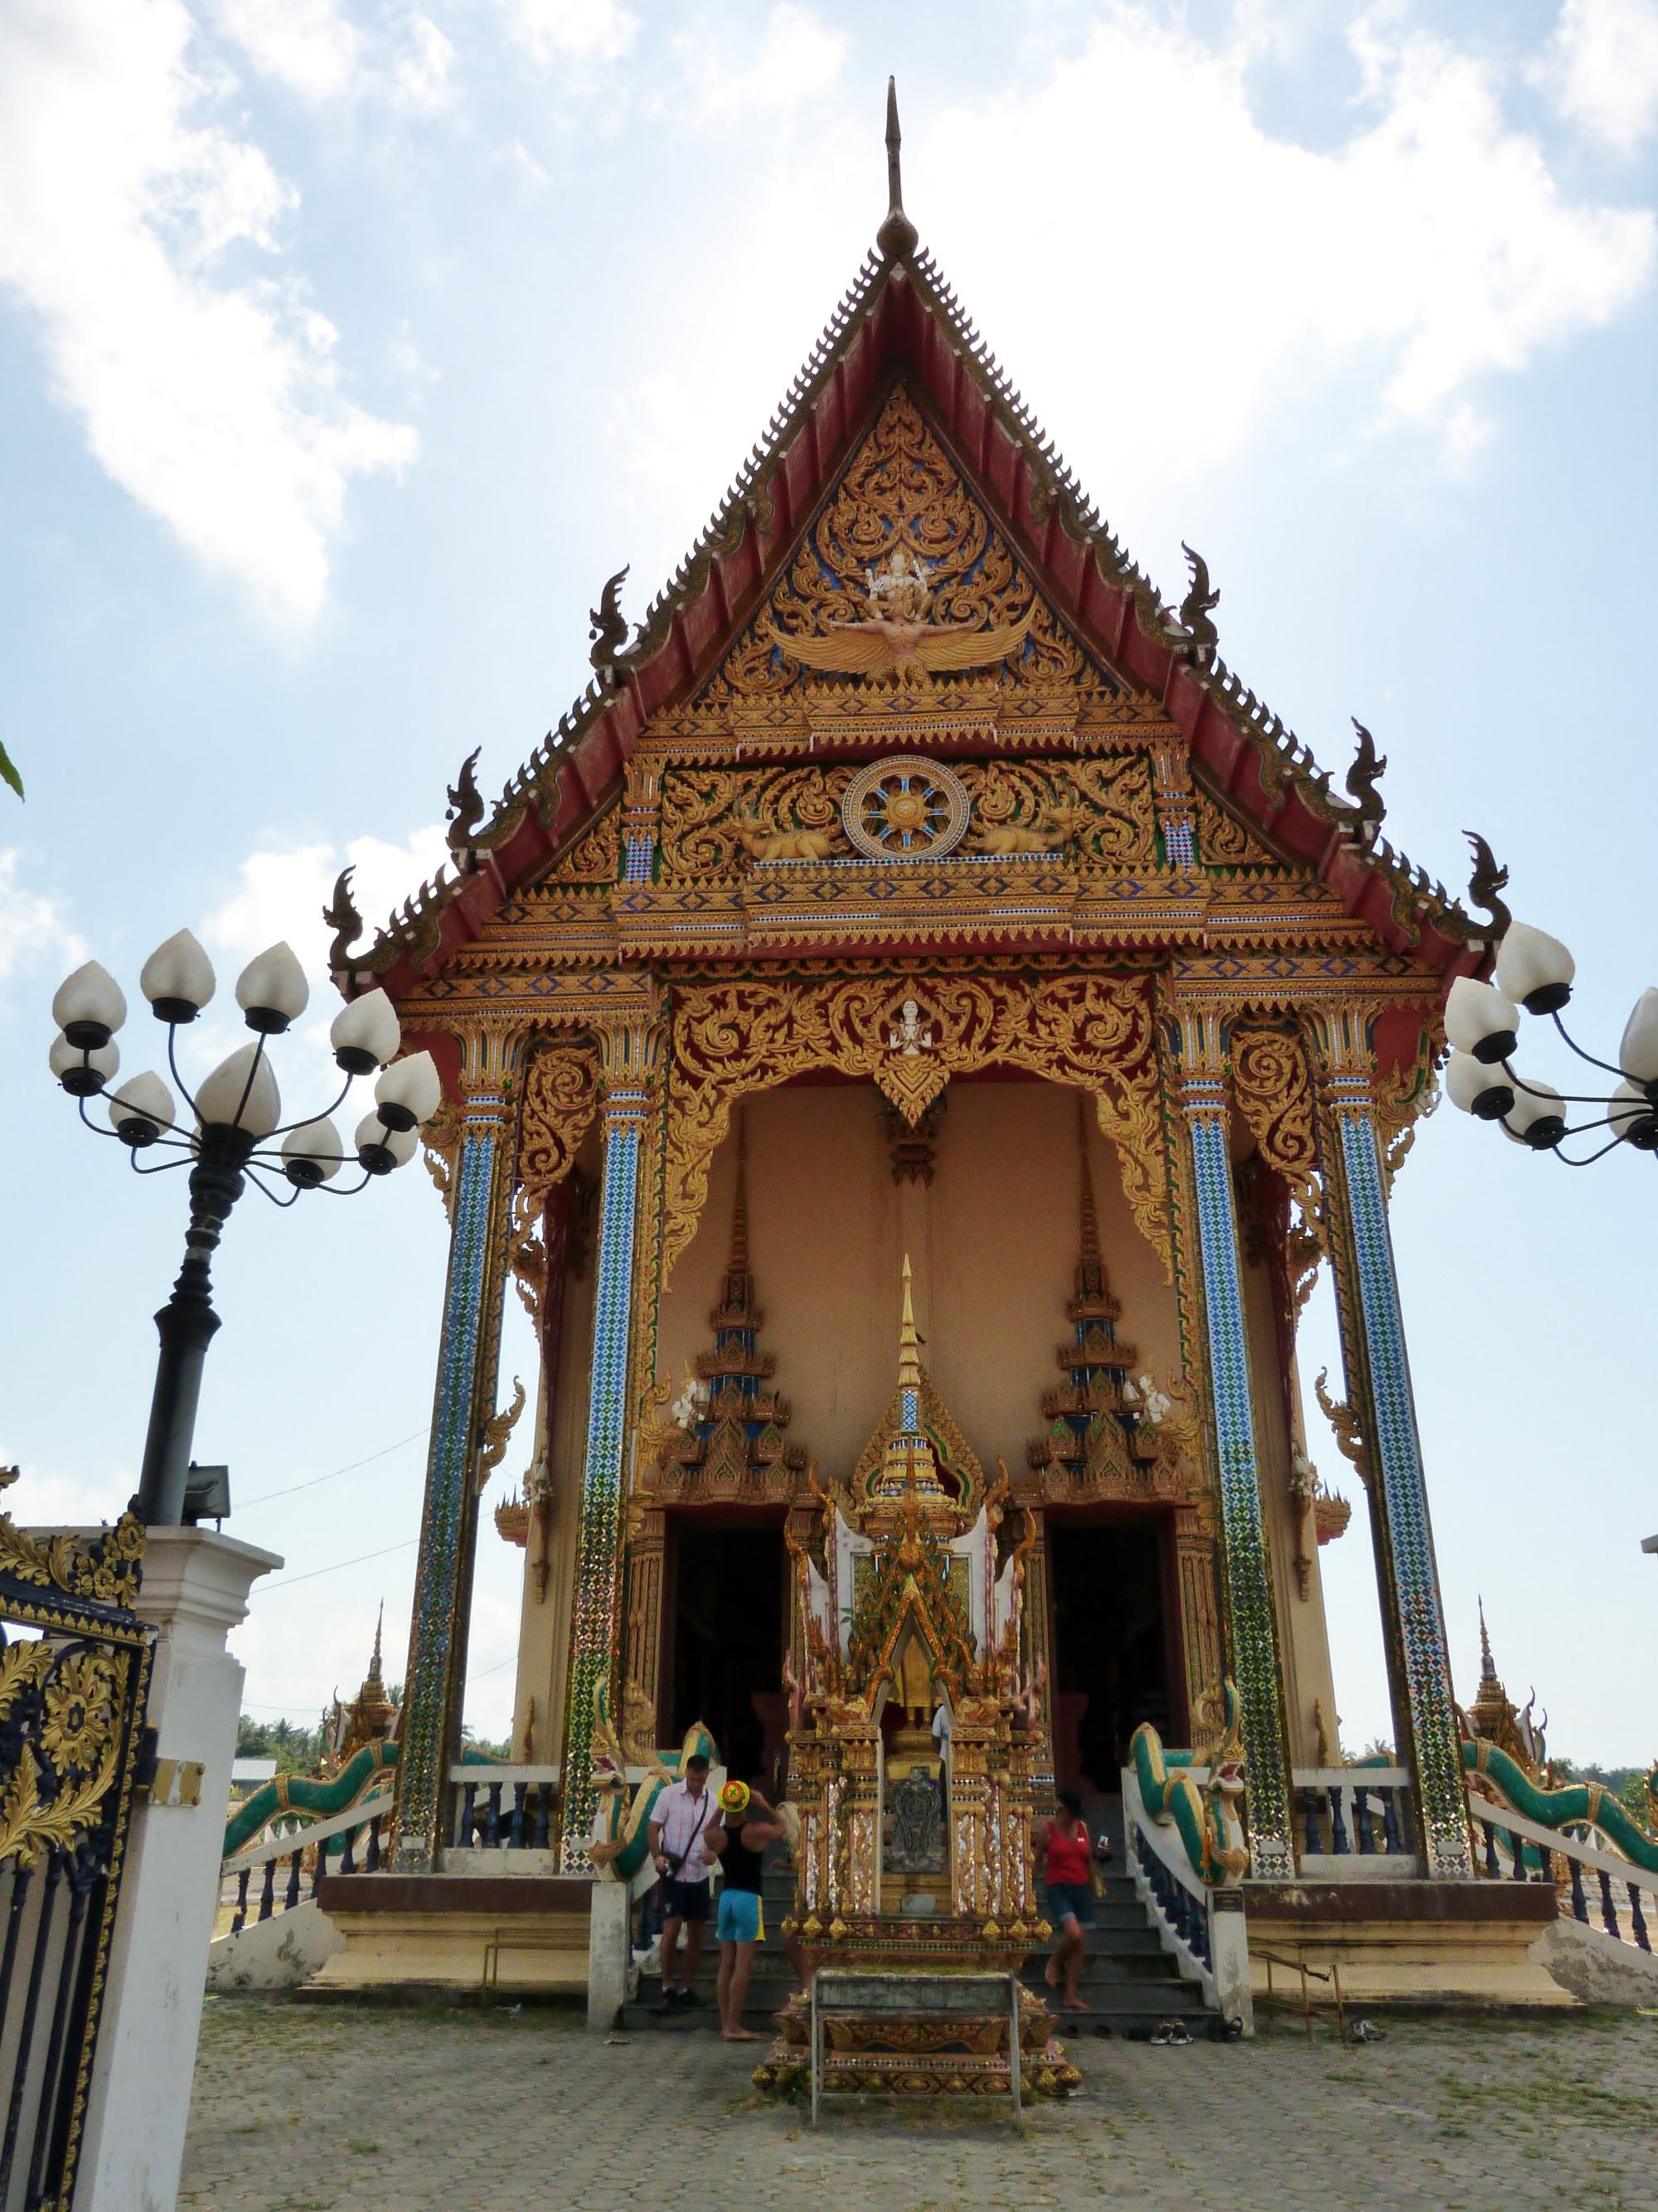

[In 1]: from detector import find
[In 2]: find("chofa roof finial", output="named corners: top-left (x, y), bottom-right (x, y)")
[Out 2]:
top-left (877, 77), bottom-right (919, 261)
top-left (898, 1253), bottom-right (924, 1390)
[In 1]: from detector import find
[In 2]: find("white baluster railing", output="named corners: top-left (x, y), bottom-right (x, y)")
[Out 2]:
top-left (1467, 1794), bottom-right (1657, 1952)
top-left (1292, 1768), bottom-right (1418, 1878)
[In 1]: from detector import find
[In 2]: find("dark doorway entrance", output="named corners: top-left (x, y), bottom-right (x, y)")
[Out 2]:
top-left (1048, 1518), bottom-right (1174, 1795)
top-left (667, 1520), bottom-right (786, 1786)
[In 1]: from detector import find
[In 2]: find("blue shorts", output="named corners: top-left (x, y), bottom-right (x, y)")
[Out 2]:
top-left (662, 1876), bottom-right (710, 1923)
top-left (1045, 1880), bottom-right (1096, 1928)
top-left (717, 1887), bottom-right (762, 1943)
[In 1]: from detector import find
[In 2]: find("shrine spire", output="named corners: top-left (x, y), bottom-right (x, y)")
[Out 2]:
top-left (898, 1254), bottom-right (924, 1390)
top-left (877, 76), bottom-right (918, 261)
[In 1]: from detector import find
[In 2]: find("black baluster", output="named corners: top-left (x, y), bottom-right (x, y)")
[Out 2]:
top-left (26, 1865), bottom-right (92, 2211)
top-left (1302, 1788), bottom-right (1323, 1855)
top-left (1628, 1885), bottom-right (1649, 1952)
top-left (531, 1786), bottom-right (550, 1852)
top-left (1380, 1788), bottom-right (1403, 1856)
top-left (0, 1849), bottom-right (63, 2198)
top-left (1508, 1831), bottom-right (1527, 1881)
top-left (0, 1865), bottom-right (33, 2024)
top-left (1353, 1789), bottom-right (1375, 1856)
top-left (484, 1782), bottom-right (502, 1847)
top-left (1598, 1868), bottom-right (1619, 1941)
top-left (508, 1783), bottom-right (525, 1851)
top-left (258, 1856), bottom-right (276, 1923)
top-left (340, 1823), bottom-right (357, 1875)
top-left (366, 1815), bottom-right (382, 1873)
top-left (284, 1850), bottom-right (303, 1913)
top-left (231, 1867), bottom-right (250, 1937)
top-left (460, 1781), bottom-right (478, 1847)
top-left (1328, 1786), bottom-right (1350, 1855)
top-left (1195, 1901), bottom-right (1211, 1968)
top-left (1569, 1854), bottom-right (1588, 1923)
top-left (1482, 1820), bottom-right (1499, 1879)
top-left (310, 1840), bottom-right (324, 1899)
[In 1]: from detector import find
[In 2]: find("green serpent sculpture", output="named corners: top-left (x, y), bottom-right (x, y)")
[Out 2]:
top-left (1129, 1681), bottom-right (1248, 1886)
top-left (589, 1678), bottom-right (720, 1886)
top-left (1462, 1741), bottom-right (1658, 1874)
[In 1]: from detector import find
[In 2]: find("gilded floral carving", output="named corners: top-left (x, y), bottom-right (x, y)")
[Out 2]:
top-left (517, 1041), bottom-right (602, 1199)
top-left (660, 967), bottom-right (1169, 1289)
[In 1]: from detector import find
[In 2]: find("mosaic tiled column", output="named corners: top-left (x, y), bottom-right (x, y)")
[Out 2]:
top-left (1318, 1019), bottom-right (1471, 1879)
top-left (558, 1017), bottom-right (662, 1869)
top-left (395, 1028), bottom-right (519, 1870)
top-left (1176, 1011), bottom-right (1296, 1879)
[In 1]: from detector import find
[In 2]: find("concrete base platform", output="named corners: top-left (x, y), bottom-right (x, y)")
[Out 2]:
top-left (1243, 1880), bottom-right (1571, 2007)
top-left (308, 1875), bottom-right (592, 1997)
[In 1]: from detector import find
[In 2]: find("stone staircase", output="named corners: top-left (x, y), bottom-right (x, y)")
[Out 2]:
top-left (617, 1800), bottom-right (1214, 2038)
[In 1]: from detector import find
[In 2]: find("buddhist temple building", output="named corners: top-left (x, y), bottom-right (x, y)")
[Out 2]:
top-left (339, 87), bottom-right (1508, 1917)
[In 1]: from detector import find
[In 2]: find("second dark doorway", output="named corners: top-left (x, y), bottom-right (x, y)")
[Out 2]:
top-left (667, 1520), bottom-right (785, 1786)
top-left (1048, 1517), bottom-right (1174, 1795)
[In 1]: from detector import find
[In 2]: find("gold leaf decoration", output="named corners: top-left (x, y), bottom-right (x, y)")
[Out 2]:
top-left (517, 1041), bottom-right (602, 1200)
top-left (1229, 1026), bottom-right (1322, 1228)
top-left (660, 968), bottom-right (1169, 1289)
top-left (547, 810), bottom-right (620, 884)
top-left (1195, 788), bottom-right (1276, 868)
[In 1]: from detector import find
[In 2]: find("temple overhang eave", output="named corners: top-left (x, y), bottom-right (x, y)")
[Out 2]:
top-left (347, 243), bottom-right (1495, 1009)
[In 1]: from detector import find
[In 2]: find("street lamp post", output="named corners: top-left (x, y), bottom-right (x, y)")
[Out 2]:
top-left (1443, 921), bottom-right (1658, 1165)
top-left (50, 929), bottom-right (439, 1526)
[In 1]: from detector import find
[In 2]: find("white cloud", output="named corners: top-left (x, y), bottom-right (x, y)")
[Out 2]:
top-left (203, 823), bottom-right (448, 977)
top-left (0, 0), bottom-right (419, 622)
top-left (210, 1), bottom-right (453, 114)
top-left (680, 3), bottom-right (846, 121)
top-left (921, 12), bottom-right (1656, 476)
top-left (496, 0), bottom-right (637, 66)
top-left (1537, 0), bottom-right (1658, 153)
top-left (0, 851), bottom-right (84, 997)
top-left (212, 0), bottom-right (362, 104)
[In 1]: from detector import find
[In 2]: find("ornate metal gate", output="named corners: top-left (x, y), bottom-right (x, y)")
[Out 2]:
top-left (0, 1476), bottom-right (152, 2211)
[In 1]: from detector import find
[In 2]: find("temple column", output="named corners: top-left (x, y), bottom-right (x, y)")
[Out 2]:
top-left (395, 1022), bottom-right (521, 1870)
top-left (1311, 1007), bottom-right (1471, 1879)
top-left (1173, 1009), bottom-right (1295, 1879)
top-left (559, 1013), bottom-right (664, 1869)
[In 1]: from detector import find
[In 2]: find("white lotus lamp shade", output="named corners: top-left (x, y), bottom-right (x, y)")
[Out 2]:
top-left (1445, 1049), bottom-right (1514, 1121)
top-left (1495, 923), bottom-right (1575, 1015)
top-left (330, 988), bottom-right (400, 1074)
top-left (139, 929), bottom-right (216, 1021)
top-left (235, 942), bottom-right (309, 1034)
top-left (1445, 977), bottom-right (1520, 1065)
top-left (1618, 988), bottom-right (1658, 1084)
top-left (374, 1050), bottom-right (442, 1132)
top-left (50, 1031), bottom-right (119, 1094)
top-left (195, 1043), bottom-right (282, 1137)
top-left (107, 1071), bottom-right (175, 1138)
top-left (1501, 1078), bottom-right (1567, 1148)
top-left (52, 961), bottom-right (126, 1045)
top-left (355, 1110), bottom-right (418, 1172)
top-left (1610, 1078), bottom-right (1654, 1137)
top-left (282, 1116), bottom-right (344, 1186)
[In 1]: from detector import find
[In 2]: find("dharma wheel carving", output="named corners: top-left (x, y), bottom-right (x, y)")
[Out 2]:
top-left (841, 755), bottom-right (971, 863)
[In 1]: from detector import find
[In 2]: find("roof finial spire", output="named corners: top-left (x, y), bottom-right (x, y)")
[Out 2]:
top-left (370, 1599), bottom-right (384, 1682)
top-left (877, 76), bottom-right (919, 261)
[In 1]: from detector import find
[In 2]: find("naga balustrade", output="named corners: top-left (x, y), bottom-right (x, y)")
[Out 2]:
top-left (1467, 1796), bottom-right (1657, 1952)
top-left (448, 1766), bottom-right (560, 1857)
top-left (1122, 1765), bottom-right (1253, 2030)
top-left (221, 1792), bottom-right (395, 1933)
top-left (1293, 1767), bottom-right (1418, 1876)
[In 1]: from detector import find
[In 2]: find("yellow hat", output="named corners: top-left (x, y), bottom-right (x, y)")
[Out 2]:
top-left (719, 1779), bottom-right (751, 1814)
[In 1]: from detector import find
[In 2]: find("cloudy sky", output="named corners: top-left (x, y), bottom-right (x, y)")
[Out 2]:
top-left (2, 0), bottom-right (1655, 1766)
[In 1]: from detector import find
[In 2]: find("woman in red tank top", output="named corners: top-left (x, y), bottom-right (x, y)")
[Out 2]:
top-left (1034, 1790), bottom-right (1097, 2011)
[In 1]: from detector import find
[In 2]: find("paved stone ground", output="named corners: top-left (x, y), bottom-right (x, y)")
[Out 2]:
top-left (181, 1997), bottom-right (1658, 2210)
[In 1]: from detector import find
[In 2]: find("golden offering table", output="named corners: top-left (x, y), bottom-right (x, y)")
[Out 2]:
top-left (807, 1969), bottom-right (1030, 2122)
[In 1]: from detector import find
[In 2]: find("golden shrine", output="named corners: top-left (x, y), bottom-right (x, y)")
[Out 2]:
top-left (332, 90), bottom-right (1520, 2025)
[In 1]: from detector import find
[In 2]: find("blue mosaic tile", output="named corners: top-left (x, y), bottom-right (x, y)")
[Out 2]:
top-left (1338, 1110), bottom-right (1471, 1877)
top-left (1187, 1108), bottom-right (1295, 1879)
top-left (398, 1128), bottom-right (497, 1864)
top-left (559, 1107), bottom-right (642, 1867)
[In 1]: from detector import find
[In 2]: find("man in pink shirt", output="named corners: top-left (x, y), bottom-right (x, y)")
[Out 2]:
top-left (647, 1754), bottom-right (720, 2010)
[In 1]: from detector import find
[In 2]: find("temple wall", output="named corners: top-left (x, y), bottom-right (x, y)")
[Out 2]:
top-left (652, 1075), bottom-right (1181, 1483)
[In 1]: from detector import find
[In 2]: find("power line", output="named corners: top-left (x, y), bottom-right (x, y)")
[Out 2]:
top-left (236, 1428), bottom-right (429, 1512)
top-left (259, 1538), bottom-right (416, 1593)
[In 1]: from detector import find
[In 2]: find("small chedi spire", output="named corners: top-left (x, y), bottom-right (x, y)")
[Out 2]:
top-left (1477, 1596), bottom-right (1500, 1700)
top-left (877, 75), bottom-right (919, 261)
top-left (897, 1251), bottom-right (924, 1391)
